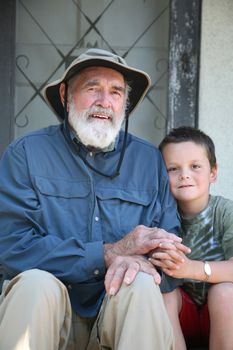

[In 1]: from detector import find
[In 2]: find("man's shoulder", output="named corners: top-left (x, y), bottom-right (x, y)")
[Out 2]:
top-left (9, 124), bottom-right (62, 149)
top-left (120, 132), bottom-right (167, 176)
top-left (127, 132), bottom-right (156, 147)
top-left (125, 132), bottom-right (161, 155)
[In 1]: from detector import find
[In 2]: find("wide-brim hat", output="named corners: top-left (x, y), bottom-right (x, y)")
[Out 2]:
top-left (43, 48), bottom-right (151, 121)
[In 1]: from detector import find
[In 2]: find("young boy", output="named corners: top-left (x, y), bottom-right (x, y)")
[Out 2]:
top-left (150, 127), bottom-right (233, 350)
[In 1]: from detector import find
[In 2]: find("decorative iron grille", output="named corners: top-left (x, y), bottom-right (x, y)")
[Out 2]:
top-left (15, 0), bottom-right (170, 145)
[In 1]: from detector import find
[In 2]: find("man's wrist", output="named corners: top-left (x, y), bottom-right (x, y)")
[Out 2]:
top-left (104, 243), bottom-right (117, 268)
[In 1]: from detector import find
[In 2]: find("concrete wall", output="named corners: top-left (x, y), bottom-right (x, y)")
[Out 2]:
top-left (199, 0), bottom-right (233, 199)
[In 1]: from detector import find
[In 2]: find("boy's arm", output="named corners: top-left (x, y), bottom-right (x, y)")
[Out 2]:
top-left (150, 250), bottom-right (233, 282)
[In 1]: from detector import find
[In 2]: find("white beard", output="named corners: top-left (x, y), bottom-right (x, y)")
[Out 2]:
top-left (68, 100), bottom-right (125, 149)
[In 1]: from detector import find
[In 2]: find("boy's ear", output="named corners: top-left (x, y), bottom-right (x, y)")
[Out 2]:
top-left (210, 164), bottom-right (218, 183)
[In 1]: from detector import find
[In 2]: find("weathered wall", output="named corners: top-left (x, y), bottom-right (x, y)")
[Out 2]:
top-left (199, 0), bottom-right (233, 199)
top-left (168, 0), bottom-right (201, 129)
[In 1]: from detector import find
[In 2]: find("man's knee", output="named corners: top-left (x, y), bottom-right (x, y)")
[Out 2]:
top-left (3, 269), bottom-right (69, 306)
top-left (124, 271), bottom-right (161, 295)
top-left (115, 271), bottom-right (163, 306)
top-left (0, 270), bottom-right (72, 350)
top-left (99, 272), bottom-right (173, 349)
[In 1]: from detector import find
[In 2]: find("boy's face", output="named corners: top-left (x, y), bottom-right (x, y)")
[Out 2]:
top-left (162, 141), bottom-right (217, 212)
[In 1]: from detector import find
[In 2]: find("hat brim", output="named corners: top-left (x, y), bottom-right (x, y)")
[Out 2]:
top-left (43, 57), bottom-right (151, 121)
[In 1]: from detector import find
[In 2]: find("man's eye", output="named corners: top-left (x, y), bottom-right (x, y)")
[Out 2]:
top-left (112, 90), bottom-right (121, 96)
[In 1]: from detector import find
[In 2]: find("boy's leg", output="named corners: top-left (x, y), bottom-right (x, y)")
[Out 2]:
top-left (88, 272), bottom-right (174, 350)
top-left (0, 269), bottom-right (72, 350)
top-left (208, 282), bottom-right (233, 350)
top-left (163, 288), bottom-right (187, 350)
top-left (179, 288), bottom-right (208, 348)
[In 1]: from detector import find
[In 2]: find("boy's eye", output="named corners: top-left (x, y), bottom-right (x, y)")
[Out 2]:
top-left (192, 164), bottom-right (201, 169)
top-left (167, 167), bottom-right (178, 172)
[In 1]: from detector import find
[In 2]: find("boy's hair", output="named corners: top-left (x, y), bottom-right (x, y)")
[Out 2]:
top-left (159, 126), bottom-right (217, 168)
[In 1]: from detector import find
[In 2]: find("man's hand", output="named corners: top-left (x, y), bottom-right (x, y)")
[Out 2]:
top-left (105, 255), bottom-right (161, 296)
top-left (104, 225), bottom-right (183, 268)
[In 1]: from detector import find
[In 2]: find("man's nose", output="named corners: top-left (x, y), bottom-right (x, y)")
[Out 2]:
top-left (95, 91), bottom-right (111, 109)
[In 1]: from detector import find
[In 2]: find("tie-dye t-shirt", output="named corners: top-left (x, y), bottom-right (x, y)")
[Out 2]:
top-left (180, 195), bottom-right (233, 306)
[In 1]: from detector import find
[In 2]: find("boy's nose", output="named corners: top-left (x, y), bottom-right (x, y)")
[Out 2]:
top-left (179, 172), bottom-right (190, 180)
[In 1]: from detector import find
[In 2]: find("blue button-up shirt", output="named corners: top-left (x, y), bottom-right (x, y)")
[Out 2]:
top-left (0, 123), bottom-right (180, 316)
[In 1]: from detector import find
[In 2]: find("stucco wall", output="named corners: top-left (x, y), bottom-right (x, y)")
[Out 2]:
top-left (199, 0), bottom-right (233, 199)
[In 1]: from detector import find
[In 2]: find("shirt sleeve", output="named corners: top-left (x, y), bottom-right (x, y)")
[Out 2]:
top-left (152, 152), bottom-right (183, 292)
top-left (220, 197), bottom-right (233, 259)
top-left (0, 141), bottom-right (105, 283)
top-left (155, 152), bottom-right (181, 235)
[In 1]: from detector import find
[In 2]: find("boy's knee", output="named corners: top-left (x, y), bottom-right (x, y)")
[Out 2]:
top-left (208, 282), bottom-right (233, 306)
top-left (163, 288), bottom-right (181, 312)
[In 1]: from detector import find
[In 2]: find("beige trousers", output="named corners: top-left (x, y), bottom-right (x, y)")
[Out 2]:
top-left (0, 269), bottom-right (174, 350)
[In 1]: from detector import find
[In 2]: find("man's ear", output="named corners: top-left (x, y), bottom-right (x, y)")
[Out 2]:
top-left (210, 164), bottom-right (218, 183)
top-left (59, 83), bottom-right (70, 112)
top-left (59, 83), bottom-right (65, 106)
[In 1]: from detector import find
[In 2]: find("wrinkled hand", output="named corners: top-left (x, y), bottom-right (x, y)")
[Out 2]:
top-left (105, 255), bottom-right (161, 296)
top-left (149, 243), bottom-right (192, 278)
top-left (104, 225), bottom-right (182, 268)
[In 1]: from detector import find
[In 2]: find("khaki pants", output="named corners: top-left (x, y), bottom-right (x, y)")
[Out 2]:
top-left (0, 269), bottom-right (174, 350)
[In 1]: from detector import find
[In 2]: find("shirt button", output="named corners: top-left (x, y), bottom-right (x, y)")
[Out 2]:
top-left (89, 152), bottom-right (93, 157)
top-left (67, 284), bottom-right (72, 290)
top-left (94, 269), bottom-right (100, 276)
top-left (95, 216), bottom-right (99, 222)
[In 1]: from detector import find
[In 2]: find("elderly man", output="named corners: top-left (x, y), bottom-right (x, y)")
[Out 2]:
top-left (0, 48), bottom-right (187, 350)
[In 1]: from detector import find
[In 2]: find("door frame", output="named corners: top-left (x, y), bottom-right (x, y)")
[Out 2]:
top-left (0, 0), bottom-right (16, 156)
top-left (168, 0), bottom-right (202, 130)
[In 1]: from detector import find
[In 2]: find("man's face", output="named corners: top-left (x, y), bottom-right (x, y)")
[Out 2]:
top-left (65, 66), bottom-right (127, 149)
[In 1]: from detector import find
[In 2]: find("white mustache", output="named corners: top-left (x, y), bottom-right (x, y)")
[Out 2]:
top-left (86, 106), bottom-right (115, 120)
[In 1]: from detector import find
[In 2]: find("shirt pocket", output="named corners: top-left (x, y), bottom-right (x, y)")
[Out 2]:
top-left (96, 188), bottom-right (153, 241)
top-left (34, 176), bottom-right (91, 239)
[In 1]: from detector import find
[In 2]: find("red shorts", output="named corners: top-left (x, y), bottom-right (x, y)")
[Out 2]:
top-left (179, 288), bottom-right (210, 347)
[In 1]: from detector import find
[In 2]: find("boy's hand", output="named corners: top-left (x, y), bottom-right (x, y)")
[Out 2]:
top-left (150, 254), bottom-right (191, 279)
top-left (148, 241), bottom-right (191, 277)
top-left (150, 241), bottom-right (191, 263)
